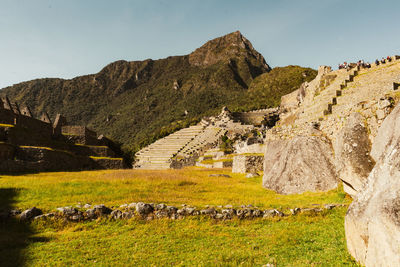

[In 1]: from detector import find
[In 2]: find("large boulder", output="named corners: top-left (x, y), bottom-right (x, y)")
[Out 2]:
top-left (345, 104), bottom-right (400, 266)
top-left (334, 113), bottom-right (375, 196)
top-left (262, 136), bottom-right (337, 194)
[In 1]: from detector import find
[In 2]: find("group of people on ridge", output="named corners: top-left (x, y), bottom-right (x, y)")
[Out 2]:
top-left (338, 60), bottom-right (370, 70)
top-left (375, 56), bottom-right (392, 66)
top-left (339, 56), bottom-right (393, 70)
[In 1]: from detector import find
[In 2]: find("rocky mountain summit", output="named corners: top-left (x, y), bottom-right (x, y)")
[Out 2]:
top-left (189, 31), bottom-right (270, 83)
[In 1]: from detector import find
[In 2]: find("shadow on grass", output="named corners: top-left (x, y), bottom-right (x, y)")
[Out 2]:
top-left (0, 188), bottom-right (48, 267)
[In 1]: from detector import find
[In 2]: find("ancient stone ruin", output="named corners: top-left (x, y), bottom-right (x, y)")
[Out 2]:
top-left (0, 96), bottom-right (127, 172)
top-left (134, 107), bottom-right (278, 170)
top-left (261, 55), bottom-right (400, 266)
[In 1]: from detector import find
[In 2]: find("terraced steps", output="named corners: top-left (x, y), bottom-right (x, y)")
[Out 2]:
top-left (134, 125), bottom-right (206, 169)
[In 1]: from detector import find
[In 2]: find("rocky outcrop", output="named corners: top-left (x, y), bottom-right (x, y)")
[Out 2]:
top-left (345, 103), bottom-right (400, 266)
top-left (370, 102), bottom-right (400, 162)
top-left (189, 31), bottom-right (270, 73)
top-left (334, 113), bottom-right (375, 196)
top-left (263, 136), bottom-right (337, 194)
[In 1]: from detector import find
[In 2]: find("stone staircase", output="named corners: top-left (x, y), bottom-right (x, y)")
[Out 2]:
top-left (295, 56), bottom-right (400, 127)
top-left (177, 126), bottom-right (226, 157)
top-left (331, 59), bottom-right (400, 116)
top-left (295, 68), bottom-right (356, 125)
top-left (134, 125), bottom-right (205, 169)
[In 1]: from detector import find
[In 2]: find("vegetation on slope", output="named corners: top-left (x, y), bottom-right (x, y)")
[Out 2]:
top-left (0, 32), bottom-right (316, 155)
top-left (0, 169), bottom-right (357, 266)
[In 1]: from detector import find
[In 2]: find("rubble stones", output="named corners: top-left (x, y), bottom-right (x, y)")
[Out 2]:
top-left (5, 202), bottom-right (344, 223)
top-left (245, 172), bottom-right (259, 178)
top-left (83, 204), bottom-right (91, 209)
top-left (209, 174), bottom-right (231, 178)
top-left (200, 207), bottom-right (217, 215)
top-left (20, 207), bottom-right (42, 221)
top-left (110, 210), bottom-right (123, 220)
top-left (263, 209), bottom-right (285, 218)
top-left (93, 204), bottom-right (112, 215)
top-left (33, 213), bottom-right (55, 220)
top-left (135, 202), bottom-right (154, 216)
top-left (57, 206), bottom-right (78, 216)
top-left (9, 209), bottom-right (21, 217)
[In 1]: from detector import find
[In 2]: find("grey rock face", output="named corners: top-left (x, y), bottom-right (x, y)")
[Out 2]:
top-left (334, 113), bottom-right (375, 196)
top-left (57, 206), bottom-right (78, 216)
top-left (345, 105), bottom-right (400, 267)
top-left (20, 207), bottom-right (42, 221)
top-left (345, 146), bottom-right (400, 266)
top-left (262, 136), bottom-right (338, 194)
top-left (263, 209), bottom-right (284, 218)
top-left (93, 204), bottom-right (112, 215)
top-left (110, 210), bottom-right (123, 220)
top-left (371, 103), bottom-right (400, 162)
top-left (200, 208), bottom-right (216, 215)
top-left (135, 202), bottom-right (154, 216)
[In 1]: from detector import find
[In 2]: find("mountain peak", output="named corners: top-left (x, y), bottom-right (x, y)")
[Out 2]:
top-left (188, 31), bottom-right (270, 71)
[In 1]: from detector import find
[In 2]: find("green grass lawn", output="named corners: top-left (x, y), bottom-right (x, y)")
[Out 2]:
top-left (0, 168), bottom-right (350, 212)
top-left (0, 168), bottom-right (358, 266)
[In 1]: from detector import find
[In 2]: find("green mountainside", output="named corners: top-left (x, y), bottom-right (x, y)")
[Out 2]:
top-left (0, 31), bottom-right (316, 155)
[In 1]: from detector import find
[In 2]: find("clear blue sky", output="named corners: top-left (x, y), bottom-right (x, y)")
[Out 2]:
top-left (1, 0), bottom-right (399, 89)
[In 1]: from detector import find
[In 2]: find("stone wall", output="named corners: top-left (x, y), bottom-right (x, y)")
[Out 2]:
top-left (231, 108), bottom-right (279, 126)
top-left (62, 126), bottom-right (99, 145)
top-left (0, 143), bottom-right (15, 161)
top-left (15, 114), bottom-right (53, 139)
top-left (232, 155), bottom-right (264, 173)
top-left (234, 137), bottom-right (265, 154)
top-left (0, 97), bottom-right (127, 172)
top-left (0, 146), bottom-right (126, 172)
top-left (0, 108), bottom-right (16, 125)
top-left (280, 89), bottom-right (300, 112)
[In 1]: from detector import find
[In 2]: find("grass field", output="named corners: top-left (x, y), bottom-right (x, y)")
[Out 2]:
top-left (0, 168), bottom-right (358, 266)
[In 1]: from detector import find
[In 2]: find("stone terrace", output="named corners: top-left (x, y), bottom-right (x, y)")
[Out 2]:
top-left (0, 97), bottom-right (126, 171)
top-left (134, 108), bottom-right (257, 170)
top-left (268, 56), bottom-right (400, 142)
top-left (134, 125), bottom-right (207, 169)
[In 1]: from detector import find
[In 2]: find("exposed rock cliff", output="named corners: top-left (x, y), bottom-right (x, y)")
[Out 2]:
top-left (345, 103), bottom-right (400, 266)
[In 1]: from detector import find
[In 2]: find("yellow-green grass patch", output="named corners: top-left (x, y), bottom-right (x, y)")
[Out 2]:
top-left (0, 167), bottom-right (350, 212)
top-left (0, 208), bottom-right (359, 266)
